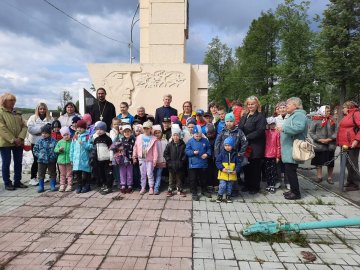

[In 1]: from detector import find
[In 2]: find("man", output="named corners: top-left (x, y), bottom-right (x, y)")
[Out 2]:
top-left (86, 88), bottom-right (116, 132)
top-left (117, 102), bottom-right (134, 125)
top-left (154, 94), bottom-right (178, 125)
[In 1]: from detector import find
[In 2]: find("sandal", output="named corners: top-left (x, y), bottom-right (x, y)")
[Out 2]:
top-left (314, 178), bottom-right (323, 183)
top-left (327, 178), bottom-right (334, 185)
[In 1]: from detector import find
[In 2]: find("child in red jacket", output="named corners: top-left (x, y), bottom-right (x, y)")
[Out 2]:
top-left (264, 117), bottom-right (281, 193)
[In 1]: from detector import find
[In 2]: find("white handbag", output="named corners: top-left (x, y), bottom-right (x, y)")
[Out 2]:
top-left (292, 138), bottom-right (315, 161)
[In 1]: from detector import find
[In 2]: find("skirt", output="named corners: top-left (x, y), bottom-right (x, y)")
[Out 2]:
top-left (311, 150), bottom-right (335, 167)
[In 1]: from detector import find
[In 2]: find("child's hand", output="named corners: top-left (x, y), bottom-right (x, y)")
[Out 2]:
top-left (153, 161), bottom-right (157, 167)
top-left (230, 171), bottom-right (236, 175)
top-left (133, 157), bottom-right (137, 164)
top-left (222, 168), bottom-right (228, 173)
top-left (194, 150), bottom-right (199, 155)
top-left (201, 153), bottom-right (207, 159)
top-left (59, 146), bottom-right (64, 152)
top-left (276, 158), bottom-right (280, 163)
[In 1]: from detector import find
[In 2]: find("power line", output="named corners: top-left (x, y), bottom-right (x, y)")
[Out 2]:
top-left (42, 0), bottom-right (128, 45)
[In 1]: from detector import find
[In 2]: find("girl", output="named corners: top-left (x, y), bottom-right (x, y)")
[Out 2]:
top-left (132, 124), bottom-right (143, 190)
top-left (70, 120), bottom-right (93, 193)
top-left (153, 125), bottom-right (168, 195)
top-left (264, 117), bottom-right (281, 193)
top-left (110, 118), bottom-right (122, 142)
top-left (133, 121), bottom-right (158, 195)
top-left (54, 127), bottom-right (73, 192)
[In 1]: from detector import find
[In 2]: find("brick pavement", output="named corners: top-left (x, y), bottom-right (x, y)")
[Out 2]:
top-left (0, 175), bottom-right (359, 269)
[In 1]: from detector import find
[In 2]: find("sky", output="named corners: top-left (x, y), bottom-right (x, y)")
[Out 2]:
top-left (0, 0), bottom-right (329, 110)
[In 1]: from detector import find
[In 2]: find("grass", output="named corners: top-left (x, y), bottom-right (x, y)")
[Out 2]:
top-left (242, 231), bottom-right (309, 247)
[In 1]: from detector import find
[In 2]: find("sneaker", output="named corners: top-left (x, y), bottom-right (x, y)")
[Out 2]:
top-left (100, 187), bottom-right (112, 195)
top-left (139, 188), bottom-right (146, 195)
top-left (286, 184), bottom-right (291, 190)
top-left (274, 182), bottom-right (281, 189)
top-left (29, 178), bottom-right (39, 186)
top-left (58, 185), bottom-right (65, 192)
top-left (14, 182), bottom-right (28, 188)
top-left (201, 191), bottom-right (212, 198)
top-left (149, 187), bottom-right (154, 195)
top-left (216, 195), bottom-right (222, 203)
top-left (65, 185), bottom-right (72, 192)
top-left (225, 195), bottom-right (233, 203)
top-left (179, 191), bottom-right (186, 197)
top-left (126, 187), bottom-right (133, 194)
top-left (192, 194), bottom-right (200, 201)
top-left (120, 187), bottom-right (126, 194)
top-left (81, 185), bottom-right (91, 193)
top-left (76, 186), bottom-right (82, 194)
top-left (166, 190), bottom-right (173, 197)
top-left (154, 190), bottom-right (160, 195)
top-left (44, 178), bottom-right (50, 183)
top-left (284, 192), bottom-right (301, 200)
top-left (5, 183), bottom-right (15, 191)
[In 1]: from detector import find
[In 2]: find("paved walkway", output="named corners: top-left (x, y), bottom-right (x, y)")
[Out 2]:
top-left (0, 175), bottom-right (360, 270)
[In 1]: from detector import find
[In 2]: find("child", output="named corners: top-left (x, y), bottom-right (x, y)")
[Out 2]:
top-left (133, 121), bottom-right (158, 195)
top-left (264, 117), bottom-right (281, 193)
top-left (195, 109), bottom-right (207, 133)
top-left (164, 125), bottom-right (186, 197)
top-left (204, 112), bottom-right (214, 124)
top-left (162, 117), bottom-right (172, 141)
top-left (92, 121), bottom-right (113, 194)
top-left (110, 117), bottom-right (122, 142)
top-left (54, 126), bottom-right (73, 192)
top-left (33, 123), bottom-right (57, 192)
top-left (205, 123), bottom-right (218, 193)
top-left (134, 124), bottom-right (143, 137)
top-left (51, 120), bottom-right (62, 141)
top-left (215, 106), bottom-right (226, 135)
top-left (111, 125), bottom-right (136, 193)
top-left (215, 137), bottom-right (241, 203)
top-left (132, 124), bottom-right (143, 190)
top-left (231, 100), bottom-right (243, 125)
top-left (83, 113), bottom-right (95, 136)
top-left (70, 116), bottom-right (81, 138)
top-left (170, 115), bottom-right (182, 129)
top-left (153, 124), bottom-right (168, 195)
top-left (185, 125), bottom-right (212, 201)
top-left (70, 120), bottom-right (93, 193)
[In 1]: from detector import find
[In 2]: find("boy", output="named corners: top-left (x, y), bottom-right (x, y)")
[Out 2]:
top-left (204, 112), bottom-right (214, 124)
top-left (195, 109), bottom-right (207, 133)
top-left (205, 123), bottom-right (217, 193)
top-left (185, 125), bottom-right (212, 201)
top-left (215, 106), bottom-right (226, 135)
top-left (164, 125), bottom-right (187, 197)
top-left (162, 117), bottom-right (172, 141)
top-left (215, 137), bottom-right (241, 203)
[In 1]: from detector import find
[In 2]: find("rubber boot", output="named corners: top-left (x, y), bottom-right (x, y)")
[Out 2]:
top-left (50, 179), bottom-right (57, 192)
top-left (38, 179), bottom-right (44, 193)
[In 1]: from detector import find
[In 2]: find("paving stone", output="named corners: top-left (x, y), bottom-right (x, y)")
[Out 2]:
top-left (6, 205), bottom-right (45, 217)
top-left (120, 220), bottom-right (159, 236)
top-left (165, 200), bottom-right (192, 210)
top-left (207, 211), bottom-right (226, 224)
top-left (5, 252), bottom-right (59, 270)
top-left (0, 251), bottom-right (17, 265)
top-left (150, 237), bottom-right (192, 258)
top-left (53, 254), bottom-right (104, 269)
top-left (231, 240), bottom-right (279, 262)
top-left (35, 206), bottom-right (74, 218)
top-left (99, 256), bottom-right (147, 269)
top-left (80, 198), bottom-right (113, 208)
top-left (96, 208), bottom-right (133, 220)
top-left (0, 217), bottom-right (28, 232)
top-left (214, 259), bottom-right (240, 270)
top-left (137, 199), bottom-right (166, 210)
top-left (193, 238), bottom-right (235, 260)
top-left (84, 219), bottom-right (125, 235)
top-left (50, 218), bottom-right (93, 233)
top-left (65, 234), bottom-right (116, 255)
top-left (26, 233), bottom-right (76, 253)
top-left (146, 257), bottom-right (192, 270)
top-left (14, 217), bottom-right (59, 233)
top-left (108, 235), bottom-right (154, 257)
top-left (193, 223), bottom-right (228, 239)
top-left (25, 196), bottom-right (61, 206)
top-left (107, 199), bottom-right (139, 209)
top-left (0, 232), bottom-right (40, 252)
top-left (272, 242), bottom-right (322, 264)
top-left (161, 210), bottom-right (191, 221)
top-left (67, 207), bottom-right (102, 219)
top-left (53, 197), bottom-right (87, 207)
top-left (0, 205), bottom-right (20, 215)
top-left (157, 221), bottom-right (192, 237)
top-left (0, 196), bottom-right (34, 206)
top-left (129, 209), bottom-right (162, 221)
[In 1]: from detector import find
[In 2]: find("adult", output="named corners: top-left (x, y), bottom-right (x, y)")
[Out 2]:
top-left (178, 101), bottom-right (196, 126)
top-left (86, 88), bottom-right (116, 132)
top-left (309, 105), bottom-right (337, 184)
top-left (275, 101), bottom-right (287, 128)
top-left (27, 102), bottom-right (54, 185)
top-left (134, 106), bottom-right (148, 124)
top-left (0, 93), bottom-right (28, 190)
top-left (58, 102), bottom-right (81, 128)
top-left (154, 94), bottom-right (178, 125)
top-left (238, 96), bottom-right (267, 194)
top-left (277, 97), bottom-right (308, 200)
top-left (209, 101), bottom-right (219, 124)
top-left (336, 101), bottom-right (360, 191)
top-left (117, 102), bottom-right (135, 125)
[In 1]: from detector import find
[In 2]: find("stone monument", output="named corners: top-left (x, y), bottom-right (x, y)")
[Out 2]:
top-left (87, 0), bottom-right (208, 115)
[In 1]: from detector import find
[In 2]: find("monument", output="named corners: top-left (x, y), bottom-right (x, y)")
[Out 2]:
top-left (86, 0), bottom-right (208, 115)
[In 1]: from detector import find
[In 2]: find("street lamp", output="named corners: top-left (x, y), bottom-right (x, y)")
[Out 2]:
top-left (129, 3), bottom-right (140, 64)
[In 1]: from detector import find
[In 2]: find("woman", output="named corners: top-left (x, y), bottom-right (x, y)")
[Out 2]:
top-left (58, 102), bottom-right (80, 128)
top-left (134, 106), bottom-right (148, 124)
top-left (277, 97), bottom-right (307, 200)
top-left (238, 95), bottom-right (267, 194)
top-left (27, 102), bottom-right (54, 185)
top-left (209, 102), bottom-right (219, 124)
top-left (179, 101), bottom-right (196, 126)
top-left (309, 105), bottom-right (337, 184)
top-left (0, 93), bottom-right (28, 190)
top-left (336, 101), bottom-right (360, 191)
top-left (117, 102), bottom-right (134, 125)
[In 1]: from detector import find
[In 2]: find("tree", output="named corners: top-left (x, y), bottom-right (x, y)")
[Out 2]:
top-left (236, 11), bottom-right (280, 113)
top-left (204, 37), bottom-right (234, 104)
top-left (318, 0), bottom-right (360, 109)
top-left (58, 90), bottom-right (73, 111)
top-left (276, 0), bottom-right (316, 111)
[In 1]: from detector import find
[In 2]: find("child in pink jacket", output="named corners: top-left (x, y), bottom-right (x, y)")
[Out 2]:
top-left (264, 117), bottom-right (281, 193)
top-left (133, 121), bottom-right (158, 195)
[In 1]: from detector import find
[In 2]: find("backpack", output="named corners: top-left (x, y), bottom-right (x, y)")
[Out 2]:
top-left (292, 138), bottom-right (315, 162)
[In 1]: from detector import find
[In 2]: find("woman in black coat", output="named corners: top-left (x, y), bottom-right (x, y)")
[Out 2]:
top-left (238, 96), bottom-right (267, 194)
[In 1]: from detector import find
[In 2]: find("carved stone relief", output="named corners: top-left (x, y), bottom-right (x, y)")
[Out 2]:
top-left (134, 70), bottom-right (186, 88)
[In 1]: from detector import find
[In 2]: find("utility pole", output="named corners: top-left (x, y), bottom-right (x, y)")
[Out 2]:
top-left (130, 2), bottom-right (140, 64)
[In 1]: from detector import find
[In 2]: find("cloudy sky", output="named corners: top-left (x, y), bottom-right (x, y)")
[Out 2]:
top-left (0, 0), bottom-right (328, 109)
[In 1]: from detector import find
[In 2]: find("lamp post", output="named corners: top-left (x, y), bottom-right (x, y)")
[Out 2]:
top-left (129, 3), bottom-right (140, 64)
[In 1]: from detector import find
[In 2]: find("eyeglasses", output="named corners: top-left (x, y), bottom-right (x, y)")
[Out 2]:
top-left (183, 106), bottom-right (191, 108)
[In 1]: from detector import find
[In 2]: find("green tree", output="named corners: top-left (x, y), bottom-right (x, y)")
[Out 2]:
top-left (276, 0), bottom-right (316, 111)
top-left (58, 90), bottom-right (73, 111)
top-left (236, 11), bottom-right (280, 113)
top-left (204, 37), bottom-right (234, 104)
top-left (318, 0), bottom-right (360, 108)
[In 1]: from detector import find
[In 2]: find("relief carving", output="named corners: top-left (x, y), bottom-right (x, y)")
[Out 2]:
top-left (134, 70), bottom-right (186, 88)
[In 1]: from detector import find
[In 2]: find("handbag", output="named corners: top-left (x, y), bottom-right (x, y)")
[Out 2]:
top-left (292, 138), bottom-right (315, 161)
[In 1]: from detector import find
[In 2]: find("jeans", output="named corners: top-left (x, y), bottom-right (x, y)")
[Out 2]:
top-left (0, 146), bottom-right (23, 186)
top-left (218, 180), bottom-right (233, 196)
top-left (154, 167), bottom-right (163, 192)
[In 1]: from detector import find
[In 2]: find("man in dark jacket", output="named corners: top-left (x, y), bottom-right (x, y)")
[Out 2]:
top-left (154, 94), bottom-right (178, 125)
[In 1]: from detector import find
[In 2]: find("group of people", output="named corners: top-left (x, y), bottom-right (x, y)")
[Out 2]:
top-left (0, 89), bottom-right (359, 202)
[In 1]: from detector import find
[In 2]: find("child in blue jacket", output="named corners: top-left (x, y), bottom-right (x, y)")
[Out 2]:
top-left (33, 123), bottom-right (57, 193)
top-left (215, 137), bottom-right (241, 203)
top-left (185, 125), bottom-right (211, 201)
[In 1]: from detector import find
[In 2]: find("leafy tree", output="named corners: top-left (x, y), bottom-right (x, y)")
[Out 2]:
top-left (276, 0), bottom-right (316, 111)
top-left (204, 37), bottom-right (234, 104)
top-left (318, 0), bottom-right (360, 108)
top-left (58, 90), bottom-right (73, 111)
